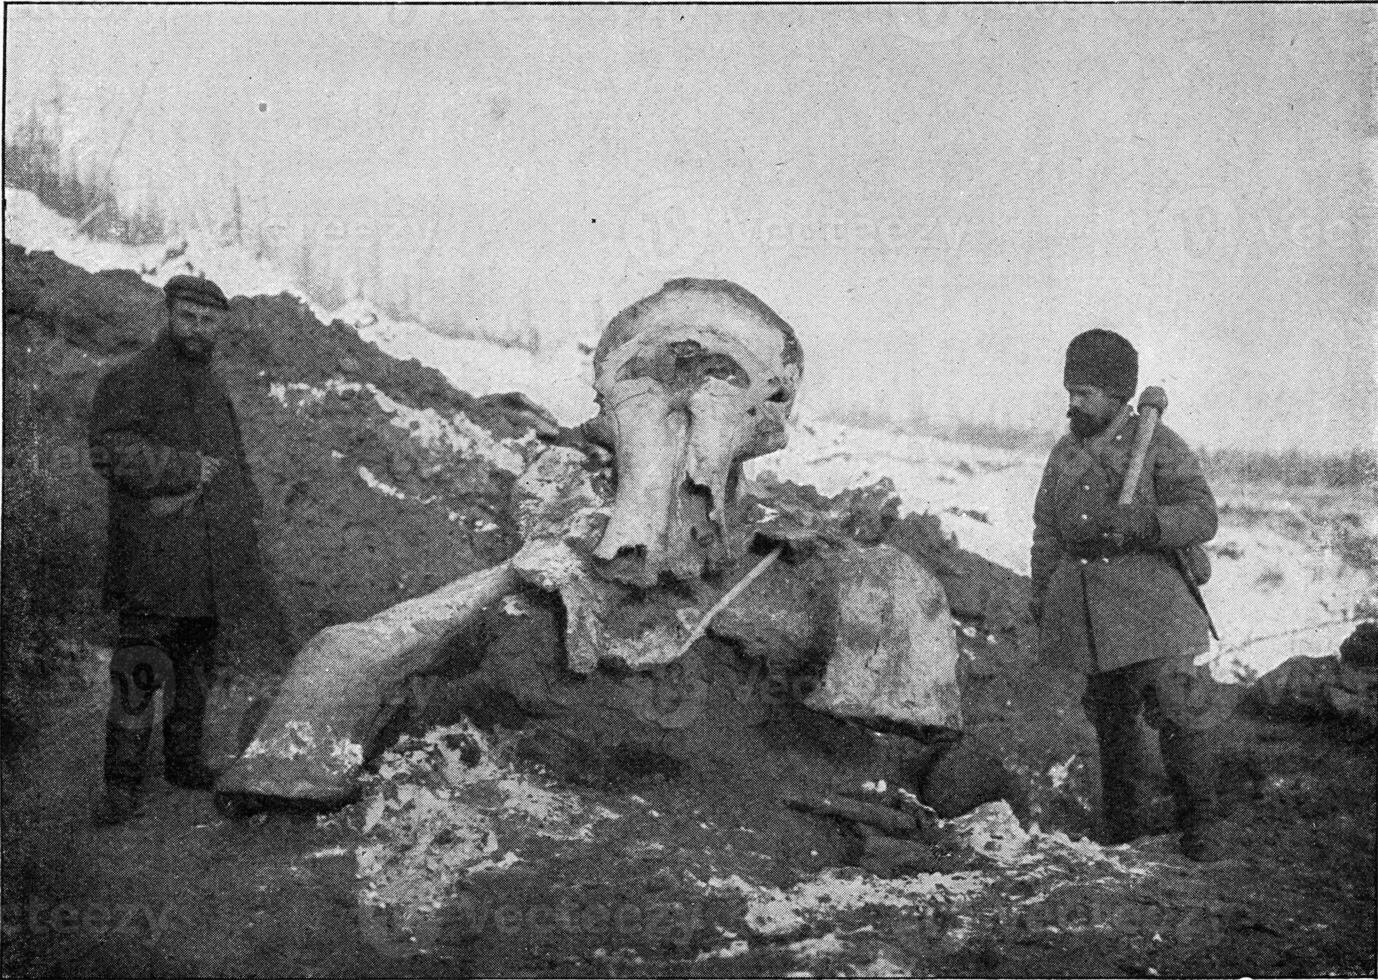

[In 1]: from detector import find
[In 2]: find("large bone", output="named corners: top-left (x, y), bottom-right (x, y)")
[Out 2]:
top-left (685, 378), bottom-right (753, 538)
top-left (782, 791), bottom-right (919, 837)
top-left (806, 545), bottom-right (964, 733)
top-left (592, 380), bottom-right (690, 576)
top-left (215, 562), bottom-right (518, 806)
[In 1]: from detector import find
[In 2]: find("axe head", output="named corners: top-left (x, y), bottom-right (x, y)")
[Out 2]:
top-left (1137, 385), bottom-right (1168, 417)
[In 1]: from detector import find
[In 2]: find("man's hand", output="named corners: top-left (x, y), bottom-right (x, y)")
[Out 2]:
top-left (200, 454), bottom-right (224, 484)
top-left (1099, 504), bottom-right (1159, 548)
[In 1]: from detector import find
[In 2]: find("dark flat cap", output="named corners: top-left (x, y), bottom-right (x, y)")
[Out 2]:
top-left (164, 274), bottom-right (229, 310)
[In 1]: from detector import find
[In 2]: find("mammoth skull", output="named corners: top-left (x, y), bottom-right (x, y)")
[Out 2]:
top-left (584, 279), bottom-right (803, 586)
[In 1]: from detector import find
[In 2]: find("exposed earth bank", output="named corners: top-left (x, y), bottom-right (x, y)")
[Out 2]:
top-left (2, 243), bottom-right (1374, 977)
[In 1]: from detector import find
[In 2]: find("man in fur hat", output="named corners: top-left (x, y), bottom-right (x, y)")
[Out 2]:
top-left (1030, 328), bottom-right (1225, 861)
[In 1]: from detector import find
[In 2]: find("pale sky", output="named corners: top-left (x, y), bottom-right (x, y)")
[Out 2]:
top-left (5, 4), bottom-right (1373, 452)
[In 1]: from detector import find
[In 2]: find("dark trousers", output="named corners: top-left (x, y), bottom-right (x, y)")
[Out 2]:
top-left (104, 613), bottom-right (216, 788)
top-left (1083, 655), bottom-right (1218, 837)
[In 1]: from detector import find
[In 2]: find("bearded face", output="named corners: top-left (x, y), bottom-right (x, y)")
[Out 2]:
top-left (167, 298), bottom-right (225, 363)
top-left (1065, 384), bottom-right (1121, 439)
top-left (584, 279), bottom-right (803, 587)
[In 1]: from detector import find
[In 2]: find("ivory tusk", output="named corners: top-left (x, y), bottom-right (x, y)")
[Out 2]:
top-left (677, 545), bottom-right (783, 657)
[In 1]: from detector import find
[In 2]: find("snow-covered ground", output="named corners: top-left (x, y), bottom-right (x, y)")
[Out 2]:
top-left (756, 421), bottom-right (1376, 682)
top-left (6, 186), bottom-right (1373, 681)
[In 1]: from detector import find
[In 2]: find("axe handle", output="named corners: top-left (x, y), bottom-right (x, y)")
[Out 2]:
top-left (1118, 407), bottom-right (1159, 504)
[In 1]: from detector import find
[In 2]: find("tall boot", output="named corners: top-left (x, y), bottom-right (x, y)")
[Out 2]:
top-left (163, 620), bottom-right (216, 790)
top-left (96, 722), bottom-right (151, 824)
top-left (1161, 724), bottom-right (1222, 861)
top-left (1095, 715), bottom-right (1145, 845)
top-left (164, 679), bottom-right (215, 789)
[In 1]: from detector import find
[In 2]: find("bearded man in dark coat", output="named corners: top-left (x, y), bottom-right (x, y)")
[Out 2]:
top-left (89, 275), bottom-right (269, 824)
top-left (1030, 328), bottom-right (1225, 862)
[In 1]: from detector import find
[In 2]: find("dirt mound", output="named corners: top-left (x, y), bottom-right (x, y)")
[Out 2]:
top-left (1341, 621), bottom-right (1378, 671)
top-left (2, 242), bottom-right (541, 706)
top-left (3, 241), bottom-right (1092, 827)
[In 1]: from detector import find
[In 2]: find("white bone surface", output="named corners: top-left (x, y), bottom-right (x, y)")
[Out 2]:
top-left (806, 545), bottom-right (964, 730)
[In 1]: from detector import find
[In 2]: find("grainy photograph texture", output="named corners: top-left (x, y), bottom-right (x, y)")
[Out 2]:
top-left (2, 4), bottom-right (1374, 977)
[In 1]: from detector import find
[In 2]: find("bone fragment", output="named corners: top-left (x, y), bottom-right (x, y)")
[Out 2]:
top-left (893, 787), bottom-right (943, 827)
top-left (591, 384), bottom-right (690, 574)
top-left (215, 561), bottom-right (519, 805)
top-left (806, 545), bottom-right (963, 731)
top-left (677, 546), bottom-right (782, 657)
top-left (782, 791), bottom-right (919, 837)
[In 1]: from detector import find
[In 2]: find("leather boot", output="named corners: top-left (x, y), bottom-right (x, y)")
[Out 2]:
top-left (103, 721), bottom-right (151, 788)
top-left (1162, 724), bottom-right (1223, 861)
top-left (95, 722), bottom-right (151, 825)
top-left (1095, 715), bottom-right (1145, 845)
top-left (163, 630), bottom-right (212, 790)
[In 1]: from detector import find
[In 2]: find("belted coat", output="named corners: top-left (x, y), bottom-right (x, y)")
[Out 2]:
top-left (89, 332), bottom-right (266, 619)
top-left (1031, 409), bottom-right (1218, 674)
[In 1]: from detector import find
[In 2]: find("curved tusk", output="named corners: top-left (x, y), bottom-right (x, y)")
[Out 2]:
top-left (677, 546), bottom-right (783, 657)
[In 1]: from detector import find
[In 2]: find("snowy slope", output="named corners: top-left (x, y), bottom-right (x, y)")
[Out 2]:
top-left (749, 419), bottom-right (1045, 575)
top-left (6, 187), bottom-right (1372, 681)
top-left (3, 187), bottom-right (598, 423)
top-left (4, 186), bottom-right (315, 316)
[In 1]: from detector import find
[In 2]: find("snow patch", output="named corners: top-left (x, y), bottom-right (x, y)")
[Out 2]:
top-left (272, 377), bottom-right (527, 475)
top-left (694, 939), bottom-right (750, 962)
top-left (848, 950), bottom-right (918, 977)
top-left (241, 720), bottom-right (363, 775)
top-left (700, 868), bottom-right (988, 937)
top-left (356, 465), bottom-right (407, 500)
top-left (951, 800), bottom-right (1156, 878)
top-left (354, 721), bottom-right (613, 925)
top-left (786, 932), bottom-right (850, 958)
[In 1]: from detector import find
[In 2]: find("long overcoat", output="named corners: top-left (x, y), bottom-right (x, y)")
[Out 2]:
top-left (89, 331), bottom-right (266, 619)
top-left (1031, 410), bottom-right (1217, 674)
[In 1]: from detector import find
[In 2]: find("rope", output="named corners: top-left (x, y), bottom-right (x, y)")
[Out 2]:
top-left (1210, 617), bottom-right (1357, 658)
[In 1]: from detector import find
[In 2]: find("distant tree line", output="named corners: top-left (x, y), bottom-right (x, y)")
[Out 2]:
top-left (1203, 446), bottom-right (1376, 490)
top-left (3, 97), bottom-right (165, 245)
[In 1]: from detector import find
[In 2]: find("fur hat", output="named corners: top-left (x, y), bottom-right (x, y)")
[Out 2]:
top-left (1064, 328), bottom-right (1137, 400)
top-left (164, 275), bottom-right (229, 311)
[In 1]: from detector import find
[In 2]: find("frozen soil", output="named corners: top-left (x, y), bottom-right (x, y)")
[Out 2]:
top-left (2, 668), bottom-right (1373, 977)
top-left (3, 244), bottom-right (1374, 976)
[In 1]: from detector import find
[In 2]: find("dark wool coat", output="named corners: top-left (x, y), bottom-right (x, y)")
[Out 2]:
top-left (1031, 410), bottom-right (1218, 674)
top-left (89, 332), bottom-right (266, 618)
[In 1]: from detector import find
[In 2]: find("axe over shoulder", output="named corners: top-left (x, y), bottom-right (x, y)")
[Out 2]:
top-left (1034, 327), bottom-right (1226, 862)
